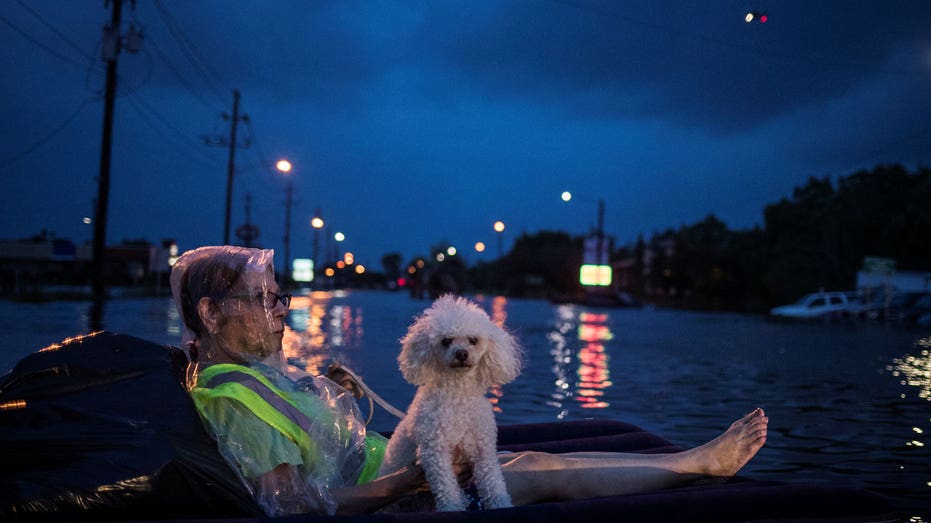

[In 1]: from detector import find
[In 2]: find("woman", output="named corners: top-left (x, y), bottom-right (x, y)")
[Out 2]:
top-left (171, 246), bottom-right (768, 516)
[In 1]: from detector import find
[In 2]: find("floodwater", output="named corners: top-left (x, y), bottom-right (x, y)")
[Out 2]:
top-left (1, 290), bottom-right (929, 518)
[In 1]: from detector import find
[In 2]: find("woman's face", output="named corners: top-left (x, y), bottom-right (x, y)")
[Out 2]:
top-left (214, 266), bottom-right (287, 361)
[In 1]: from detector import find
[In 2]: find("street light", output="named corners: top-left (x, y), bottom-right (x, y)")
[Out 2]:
top-left (493, 220), bottom-right (505, 258)
top-left (276, 159), bottom-right (294, 287)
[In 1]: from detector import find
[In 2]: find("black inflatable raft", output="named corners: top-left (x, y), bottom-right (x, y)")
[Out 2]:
top-left (0, 332), bottom-right (894, 522)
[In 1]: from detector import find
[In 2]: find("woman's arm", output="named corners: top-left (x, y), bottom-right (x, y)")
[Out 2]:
top-left (252, 463), bottom-right (324, 515)
top-left (254, 462), bottom-right (426, 515)
top-left (330, 464), bottom-right (426, 514)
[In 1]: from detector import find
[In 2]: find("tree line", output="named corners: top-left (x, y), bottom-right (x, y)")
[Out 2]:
top-left (454, 164), bottom-right (931, 312)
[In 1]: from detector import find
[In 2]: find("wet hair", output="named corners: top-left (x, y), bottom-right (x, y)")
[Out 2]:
top-left (178, 253), bottom-right (248, 360)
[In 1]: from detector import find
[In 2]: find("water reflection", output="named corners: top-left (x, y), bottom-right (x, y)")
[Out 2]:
top-left (166, 302), bottom-right (181, 338)
top-left (576, 312), bottom-right (613, 409)
top-left (491, 295), bottom-right (508, 326)
top-left (282, 291), bottom-right (364, 376)
top-left (890, 337), bottom-right (931, 452)
top-left (487, 296), bottom-right (508, 413)
top-left (889, 336), bottom-right (931, 402)
top-left (547, 305), bottom-right (614, 417)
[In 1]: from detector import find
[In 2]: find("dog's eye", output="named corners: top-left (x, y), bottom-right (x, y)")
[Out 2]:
top-left (441, 337), bottom-right (453, 347)
top-left (468, 337), bottom-right (478, 345)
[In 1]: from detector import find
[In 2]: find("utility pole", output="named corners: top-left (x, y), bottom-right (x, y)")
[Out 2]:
top-left (597, 198), bottom-right (606, 265)
top-left (223, 90), bottom-right (240, 245)
top-left (237, 193), bottom-right (259, 248)
top-left (283, 179), bottom-right (293, 286)
top-left (92, 0), bottom-right (139, 329)
top-left (203, 90), bottom-right (249, 245)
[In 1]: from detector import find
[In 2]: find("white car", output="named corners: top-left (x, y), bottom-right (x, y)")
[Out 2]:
top-left (770, 291), bottom-right (861, 319)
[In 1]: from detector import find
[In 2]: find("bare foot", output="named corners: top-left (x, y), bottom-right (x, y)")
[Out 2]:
top-left (689, 408), bottom-right (769, 477)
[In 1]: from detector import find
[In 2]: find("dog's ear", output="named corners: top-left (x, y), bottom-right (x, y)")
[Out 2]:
top-left (398, 316), bottom-right (434, 386)
top-left (477, 323), bottom-right (522, 387)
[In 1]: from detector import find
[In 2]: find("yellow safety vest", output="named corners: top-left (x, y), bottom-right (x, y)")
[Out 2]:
top-left (189, 363), bottom-right (384, 485)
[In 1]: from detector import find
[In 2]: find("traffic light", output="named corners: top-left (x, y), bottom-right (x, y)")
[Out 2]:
top-left (744, 11), bottom-right (768, 23)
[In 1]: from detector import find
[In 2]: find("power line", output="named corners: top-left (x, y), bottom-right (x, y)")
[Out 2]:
top-left (0, 97), bottom-right (99, 169)
top-left (14, 0), bottom-right (98, 63)
top-left (126, 92), bottom-right (223, 169)
top-left (0, 12), bottom-right (102, 73)
top-left (243, 118), bottom-right (281, 180)
top-left (238, 120), bottom-right (277, 209)
top-left (145, 34), bottom-right (225, 113)
top-left (152, 0), bottom-right (229, 104)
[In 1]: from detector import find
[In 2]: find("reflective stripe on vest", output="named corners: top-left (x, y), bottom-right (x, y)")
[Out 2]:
top-left (191, 363), bottom-right (383, 485)
top-left (191, 363), bottom-right (319, 462)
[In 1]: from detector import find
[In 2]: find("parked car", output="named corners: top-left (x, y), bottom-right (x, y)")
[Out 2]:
top-left (770, 291), bottom-right (861, 319)
top-left (846, 289), bottom-right (895, 320)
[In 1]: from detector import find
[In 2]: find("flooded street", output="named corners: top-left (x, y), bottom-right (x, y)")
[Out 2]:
top-left (2, 290), bottom-right (929, 516)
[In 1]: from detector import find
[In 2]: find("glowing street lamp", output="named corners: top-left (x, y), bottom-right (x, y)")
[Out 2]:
top-left (275, 159), bottom-right (292, 173)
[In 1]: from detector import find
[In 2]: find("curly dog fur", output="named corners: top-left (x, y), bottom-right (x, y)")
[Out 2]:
top-left (379, 295), bottom-right (522, 511)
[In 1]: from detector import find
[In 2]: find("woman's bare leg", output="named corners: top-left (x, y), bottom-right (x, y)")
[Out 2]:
top-left (500, 408), bottom-right (768, 504)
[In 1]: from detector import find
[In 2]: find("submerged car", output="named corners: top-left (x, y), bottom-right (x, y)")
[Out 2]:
top-left (770, 291), bottom-right (861, 319)
top-left (884, 291), bottom-right (931, 325)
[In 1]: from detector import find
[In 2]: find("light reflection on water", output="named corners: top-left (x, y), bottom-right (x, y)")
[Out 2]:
top-left (890, 337), bottom-right (931, 402)
top-left (282, 291), bottom-right (366, 376)
top-left (575, 312), bottom-right (613, 410)
top-left (546, 307), bottom-right (616, 415)
top-left (1, 291), bottom-right (930, 516)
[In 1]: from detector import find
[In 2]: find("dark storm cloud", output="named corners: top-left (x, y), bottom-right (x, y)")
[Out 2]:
top-left (2, 1), bottom-right (930, 266)
top-left (404, 1), bottom-right (931, 132)
top-left (161, 2), bottom-right (420, 111)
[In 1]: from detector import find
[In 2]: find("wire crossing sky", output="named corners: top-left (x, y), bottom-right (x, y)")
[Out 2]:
top-left (2, 1), bottom-right (930, 269)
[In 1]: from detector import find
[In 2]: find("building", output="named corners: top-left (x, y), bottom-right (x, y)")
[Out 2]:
top-left (0, 233), bottom-right (176, 296)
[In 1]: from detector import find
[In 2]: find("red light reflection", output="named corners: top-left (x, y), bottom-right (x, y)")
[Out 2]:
top-left (573, 313), bottom-right (613, 409)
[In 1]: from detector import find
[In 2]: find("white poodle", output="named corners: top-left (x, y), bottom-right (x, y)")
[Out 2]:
top-left (380, 294), bottom-right (522, 511)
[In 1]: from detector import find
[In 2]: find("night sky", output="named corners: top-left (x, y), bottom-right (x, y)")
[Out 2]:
top-left (2, 1), bottom-right (930, 272)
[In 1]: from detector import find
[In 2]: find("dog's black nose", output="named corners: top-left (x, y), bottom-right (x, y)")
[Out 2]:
top-left (455, 349), bottom-right (469, 363)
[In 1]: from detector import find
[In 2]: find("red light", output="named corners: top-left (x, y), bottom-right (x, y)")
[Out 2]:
top-left (759, 14), bottom-right (768, 23)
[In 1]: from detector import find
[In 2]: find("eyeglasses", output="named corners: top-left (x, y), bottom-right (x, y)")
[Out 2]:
top-left (229, 291), bottom-right (292, 309)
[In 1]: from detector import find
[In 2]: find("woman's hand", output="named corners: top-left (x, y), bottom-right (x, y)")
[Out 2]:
top-left (331, 463), bottom-right (427, 514)
top-left (325, 362), bottom-right (365, 399)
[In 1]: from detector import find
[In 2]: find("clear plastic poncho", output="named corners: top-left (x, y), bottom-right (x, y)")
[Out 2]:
top-left (170, 246), bottom-right (379, 516)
